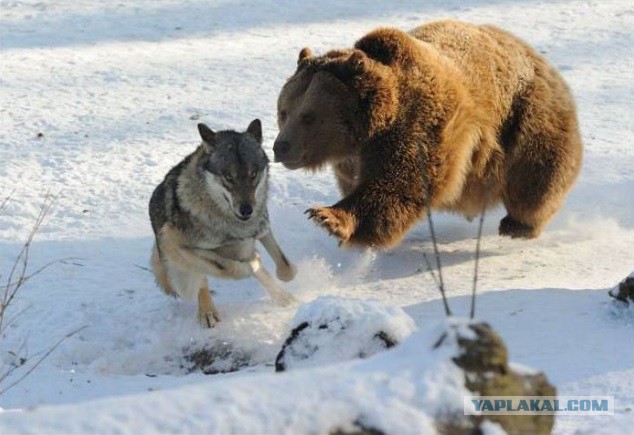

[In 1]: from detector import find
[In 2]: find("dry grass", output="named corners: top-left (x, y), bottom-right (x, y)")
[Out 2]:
top-left (0, 193), bottom-right (85, 396)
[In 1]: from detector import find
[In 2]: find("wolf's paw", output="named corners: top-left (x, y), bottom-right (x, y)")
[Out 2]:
top-left (306, 206), bottom-right (355, 245)
top-left (277, 262), bottom-right (297, 282)
top-left (499, 215), bottom-right (539, 239)
top-left (271, 290), bottom-right (296, 307)
top-left (198, 308), bottom-right (221, 329)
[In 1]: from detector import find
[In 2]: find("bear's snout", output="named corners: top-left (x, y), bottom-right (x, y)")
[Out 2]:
top-left (273, 140), bottom-right (291, 162)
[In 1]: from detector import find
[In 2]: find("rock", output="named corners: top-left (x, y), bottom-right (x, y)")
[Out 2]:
top-left (437, 322), bottom-right (556, 435)
top-left (275, 296), bottom-right (415, 372)
top-left (182, 341), bottom-right (251, 375)
top-left (329, 420), bottom-right (385, 435)
top-left (609, 275), bottom-right (634, 304)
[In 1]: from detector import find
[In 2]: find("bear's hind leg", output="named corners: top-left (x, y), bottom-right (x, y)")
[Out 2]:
top-left (500, 85), bottom-right (582, 239)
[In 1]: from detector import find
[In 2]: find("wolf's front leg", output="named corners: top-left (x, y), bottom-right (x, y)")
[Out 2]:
top-left (307, 180), bottom-right (424, 249)
top-left (197, 281), bottom-right (221, 328)
top-left (186, 247), bottom-right (252, 279)
top-left (250, 253), bottom-right (295, 306)
top-left (258, 231), bottom-right (297, 282)
top-left (158, 224), bottom-right (253, 279)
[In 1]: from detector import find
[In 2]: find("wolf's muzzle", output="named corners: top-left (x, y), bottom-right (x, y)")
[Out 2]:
top-left (238, 203), bottom-right (253, 220)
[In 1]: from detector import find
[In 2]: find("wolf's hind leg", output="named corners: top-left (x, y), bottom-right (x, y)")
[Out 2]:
top-left (197, 280), bottom-right (220, 328)
top-left (259, 231), bottom-right (297, 282)
top-left (250, 254), bottom-right (295, 306)
top-left (151, 243), bottom-right (178, 297)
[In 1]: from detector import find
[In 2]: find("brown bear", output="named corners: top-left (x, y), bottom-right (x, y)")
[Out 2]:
top-left (274, 20), bottom-right (582, 249)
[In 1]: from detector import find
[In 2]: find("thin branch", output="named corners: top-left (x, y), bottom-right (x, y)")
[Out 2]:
top-left (0, 193), bottom-right (54, 332)
top-left (470, 207), bottom-right (486, 319)
top-left (133, 263), bottom-right (152, 273)
top-left (0, 189), bottom-right (16, 215)
top-left (423, 178), bottom-right (452, 317)
top-left (1, 305), bottom-right (32, 332)
top-left (0, 336), bottom-right (29, 384)
top-left (1, 258), bottom-right (70, 295)
top-left (0, 325), bottom-right (87, 396)
top-left (422, 252), bottom-right (439, 287)
top-left (3, 202), bottom-right (46, 299)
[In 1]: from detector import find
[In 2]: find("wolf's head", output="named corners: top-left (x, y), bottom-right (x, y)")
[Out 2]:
top-left (197, 119), bottom-right (269, 222)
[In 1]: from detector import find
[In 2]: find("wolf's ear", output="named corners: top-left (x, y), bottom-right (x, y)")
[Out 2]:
top-left (247, 119), bottom-right (262, 144)
top-left (198, 123), bottom-right (216, 149)
top-left (298, 47), bottom-right (313, 64)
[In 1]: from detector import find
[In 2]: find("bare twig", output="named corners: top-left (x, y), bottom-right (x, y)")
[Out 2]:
top-left (0, 325), bottom-right (87, 396)
top-left (470, 207), bottom-right (486, 319)
top-left (0, 336), bottom-right (29, 384)
top-left (422, 252), bottom-right (439, 287)
top-left (133, 263), bottom-right (152, 273)
top-left (0, 258), bottom-right (70, 294)
top-left (0, 194), bottom-right (54, 332)
top-left (1, 305), bottom-right (32, 333)
top-left (0, 192), bottom-right (78, 396)
top-left (423, 178), bottom-right (452, 317)
top-left (0, 189), bottom-right (16, 215)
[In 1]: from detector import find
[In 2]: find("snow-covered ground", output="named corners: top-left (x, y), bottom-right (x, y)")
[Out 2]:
top-left (1, 0), bottom-right (632, 433)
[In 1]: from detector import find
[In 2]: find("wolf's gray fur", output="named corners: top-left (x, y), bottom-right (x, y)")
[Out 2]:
top-left (149, 119), bottom-right (297, 327)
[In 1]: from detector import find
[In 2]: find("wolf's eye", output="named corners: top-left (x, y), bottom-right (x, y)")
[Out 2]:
top-left (223, 174), bottom-right (233, 183)
top-left (250, 171), bottom-right (258, 180)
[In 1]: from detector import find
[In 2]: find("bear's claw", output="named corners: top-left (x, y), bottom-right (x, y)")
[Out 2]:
top-left (305, 206), bottom-right (355, 245)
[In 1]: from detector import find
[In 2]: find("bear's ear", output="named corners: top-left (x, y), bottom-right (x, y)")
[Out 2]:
top-left (198, 123), bottom-right (216, 151)
top-left (347, 50), bottom-right (366, 67)
top-left (298, 47), bottom-right (313, 64)
top-left (354, 28), bottom-right (412, 67)
top-left (246, 118), bottom-right (263, 144)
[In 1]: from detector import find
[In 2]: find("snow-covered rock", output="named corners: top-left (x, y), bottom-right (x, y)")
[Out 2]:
top-left (0, 318), bottom-right (559, 435)
top-left (0, 320), bottom-right (471, 434)
top-left (609, 272), bottom-right (634, 305)
top-left (275, 296), bottom-right (416, 371)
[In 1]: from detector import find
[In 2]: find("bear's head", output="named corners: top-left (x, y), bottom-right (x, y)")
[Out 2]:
top-left (274, 48), bottom-right (398, 170)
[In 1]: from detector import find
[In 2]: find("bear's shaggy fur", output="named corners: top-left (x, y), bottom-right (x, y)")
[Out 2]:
top-left (274, 20), bottom-right (582, 248)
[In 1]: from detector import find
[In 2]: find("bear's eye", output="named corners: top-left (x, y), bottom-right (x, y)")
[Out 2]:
top-left (223, 173), bottom-right (233, 183)
top-left (301, 113), bottom-right (315, 125)
top-left (279, 110), bottom-right (287, 122)
top-left (250, 171), bottom-right (257, 180)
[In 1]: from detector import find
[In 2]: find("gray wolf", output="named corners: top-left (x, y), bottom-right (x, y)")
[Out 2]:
top-left (149, 119), bottom-right (297, 327)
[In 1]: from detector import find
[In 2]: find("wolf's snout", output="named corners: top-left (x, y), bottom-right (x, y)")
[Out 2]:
top-left (239, 203), bottom-right (253, 220)
top-left (273, 140), bottom-right (291, 161)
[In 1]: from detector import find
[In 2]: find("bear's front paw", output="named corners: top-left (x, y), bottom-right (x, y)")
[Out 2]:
top-left (306, 206), bottom-right (356, 245)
